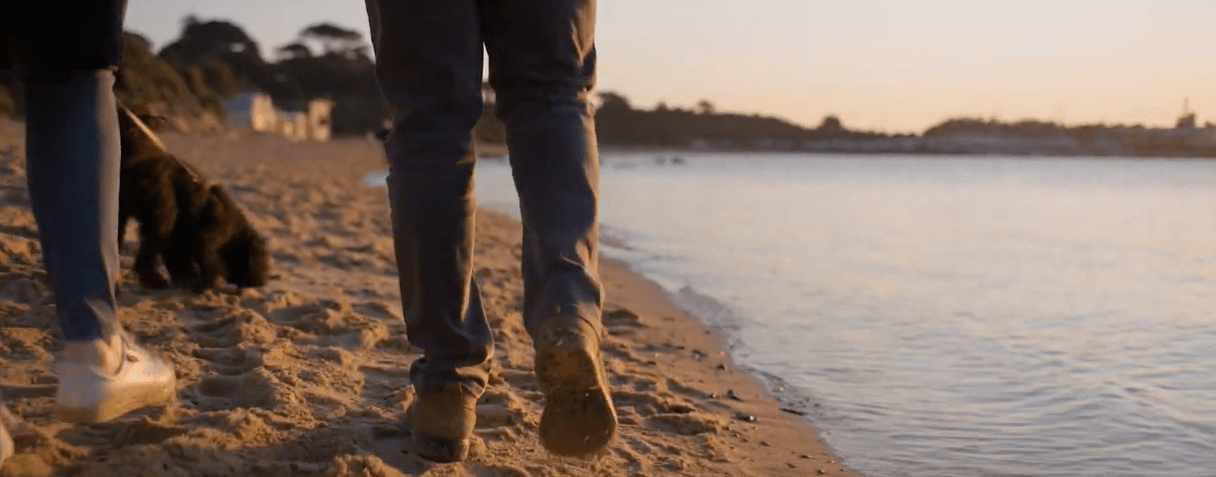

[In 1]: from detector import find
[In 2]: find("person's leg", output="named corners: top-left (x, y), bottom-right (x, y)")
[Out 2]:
top-left (24, 70), bottom-right (122, 342)
top-left (484, 0), bottom-right (603, 337)
top-left (22, 69), bottom-right (177, 424)
top-left (369, 0), bottom-right (492, 463)
top-left (13, 0), bottom-right (175, 426)
top-left (483, 0), bottom-right (616, 457)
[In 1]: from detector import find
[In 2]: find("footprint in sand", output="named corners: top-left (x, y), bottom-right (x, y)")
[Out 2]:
top-left (269, 298), bottom-right (351, 334)
top-left (189, 310), bottom-right (278, 348)
top-left (0, 276), bottom-right (48, 307)
top-left (358, 364), bottom-right (413, 407)
top-left (604, 307), bottom-right (647, 328)
top-left (192, 369), bottom-right (301, 412)
top-left (475, 390), bottom-right (526, 429)
top-left (268, 299), bottom-right (393, 351)
top-left (192, 346), bottom-right (263, 376)
top-left (112, 420), bottom-right (190, 447)
top-left (646, 411), bottom-right (724, 436)
top-left (351, 301), bottom-right (402, 322)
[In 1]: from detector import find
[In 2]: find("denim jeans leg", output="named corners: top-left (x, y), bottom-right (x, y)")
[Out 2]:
top-left (370, 0), bottom-right (493, 395)
top-left (22, 70), bottom-right (122, 342)
top-left (483, 0), bottom-right (605, 338)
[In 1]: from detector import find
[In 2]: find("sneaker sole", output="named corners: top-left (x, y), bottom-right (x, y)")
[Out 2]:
top-left (0, 422), bottom-right (12, 469)
top-left (53, 378), bottom-right (176, 424)
top-left (535, 326), bottom-right (618, 457)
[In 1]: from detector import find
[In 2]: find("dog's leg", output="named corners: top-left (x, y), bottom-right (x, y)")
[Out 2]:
top-left (133, 219), bottom-right (171, 289)
top-left (117, 203), bottom-right (129, 251)
top-left (193, 245), bottom-right (227, 294)
top-left (164, 231), bottom-right (200, 289)
top-left (187, 190), bottom-right (235, 294)
top-left (115, 198), bottom-right (131, 295)
top-left (133, 182), bottom-right (178, 289)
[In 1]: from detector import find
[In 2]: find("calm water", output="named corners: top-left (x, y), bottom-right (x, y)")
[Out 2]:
top-left (368, 153), bottom-right (1216, 477)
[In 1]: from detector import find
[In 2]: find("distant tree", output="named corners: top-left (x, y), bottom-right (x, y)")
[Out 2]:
top-left (123, 31), bottom-right (156, 54)
top-left (597, 91), bottom-right (632, 112)
top-left (300, 23), bottom-right (363, 55)
top-left (696, 99), bottom-right (715, 115)
top-left (182, 66), bottom-right (224, 115)
top-left (158, 19), bottom-right (273, 92)
top-left (922, 117), bottom-right (986, 137)
top-left (817, 115), bottom-right (844, 133)
top-left (198, 59), bottom-right (241, 97)
top-left (116, 31), bottom-right (217, 116)
top-left (161, 20), bottom-right (260, 63)
top-left (276, 42), bottom-right (313, 60)
top-left (655, 101), bottom-right (670, 112)
top-left (274, 22), bottom-right (384, 133)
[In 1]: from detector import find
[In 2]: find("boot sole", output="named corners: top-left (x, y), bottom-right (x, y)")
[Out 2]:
top-left (535, 326), bottom-right (618, 457)
top-left (411, 430), bottom-right (471, 463)
top-left (405, 383), bottom-right (478, 463)
top-left (53, 379), bottom-right (176, 424)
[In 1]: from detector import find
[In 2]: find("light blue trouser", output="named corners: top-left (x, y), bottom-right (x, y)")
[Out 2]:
top-left (367, 0), bottom-right (604, 396)
top-left (22, 70), bottom-right (122, 342)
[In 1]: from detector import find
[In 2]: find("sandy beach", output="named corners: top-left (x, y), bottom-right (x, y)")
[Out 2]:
top-left (0, 120), bottom-right (856, 477)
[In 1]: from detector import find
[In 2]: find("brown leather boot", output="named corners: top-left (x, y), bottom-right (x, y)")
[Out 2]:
top-left (406, 383), bottom-right (479, 462)
top-left (533, 315), bottom-right (618, 457)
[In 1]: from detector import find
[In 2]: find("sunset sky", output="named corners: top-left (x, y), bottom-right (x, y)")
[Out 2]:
top-left (126, 0), bottom-right (1216, 134)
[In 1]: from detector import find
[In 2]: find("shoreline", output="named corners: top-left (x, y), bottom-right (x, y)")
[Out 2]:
top-left (597, 255), bottom-right (859, 476)
top-left (565, 143), bottom-right (1216, 160)
top-left (0, 124), bottom-right (857, 476)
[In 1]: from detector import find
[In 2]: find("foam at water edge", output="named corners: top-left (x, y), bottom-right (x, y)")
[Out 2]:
top-left (667, 286), bottom-right (852, 464)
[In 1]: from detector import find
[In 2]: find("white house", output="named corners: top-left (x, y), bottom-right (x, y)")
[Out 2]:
top-left (223, 92), bottom-right (334, 142)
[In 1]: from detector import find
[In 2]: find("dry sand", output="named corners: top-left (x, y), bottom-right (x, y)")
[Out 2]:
top-left (0, 119), bottom-right (858, 476)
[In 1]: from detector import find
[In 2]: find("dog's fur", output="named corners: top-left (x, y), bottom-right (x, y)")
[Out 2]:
top-left (116, 104), bottom-right (270, 293)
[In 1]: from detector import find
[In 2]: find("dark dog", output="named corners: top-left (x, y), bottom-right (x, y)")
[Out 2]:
top-left (116, 104), bottom-right (270, 293)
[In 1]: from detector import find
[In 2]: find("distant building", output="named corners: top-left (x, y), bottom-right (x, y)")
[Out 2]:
top-left (1176, 99), bottom-right (1197, 130)
top-left (303, 99), bottom-right (334, 141)
top-left (222, 91), bottom-right (334, 142)
top-left (1177, 112), bottom-right (1197, 130)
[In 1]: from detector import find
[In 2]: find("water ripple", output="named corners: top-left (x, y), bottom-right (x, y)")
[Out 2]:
top-left (460, 154), bottom-right (1216, 476)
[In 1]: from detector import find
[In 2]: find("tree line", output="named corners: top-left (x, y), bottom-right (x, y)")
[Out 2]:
top-left (0, 16), bottom-right (865, 143)
top-left (3, 16), bottom-right (1207, 153)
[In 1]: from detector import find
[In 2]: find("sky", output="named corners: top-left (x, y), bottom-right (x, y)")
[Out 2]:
top-left (125, 0), bottom-right (1216, 134)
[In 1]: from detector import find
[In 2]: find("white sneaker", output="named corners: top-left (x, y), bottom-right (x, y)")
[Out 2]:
top-left (53, 333), bottom-right (176, 423)
top-left (0, 398), bottom-right (16, 471)
top-left (0, 419), bottom-right (12, 471)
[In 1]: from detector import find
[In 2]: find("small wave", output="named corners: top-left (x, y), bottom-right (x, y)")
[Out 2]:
top-left (671, 285), bottom-right (742, 331)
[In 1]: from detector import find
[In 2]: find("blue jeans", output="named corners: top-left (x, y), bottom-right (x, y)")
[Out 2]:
top-left (367, 0), bottom-right (603, 395)
top-left (5, 0), bottom-right (128, 342)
